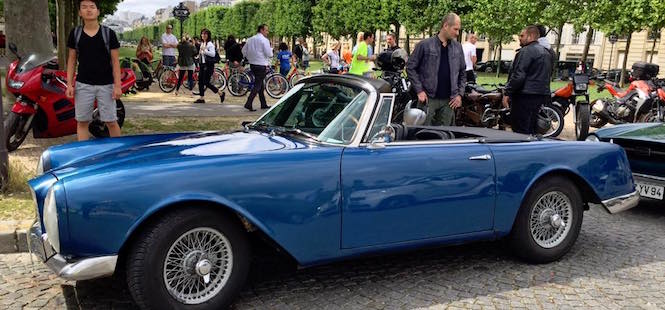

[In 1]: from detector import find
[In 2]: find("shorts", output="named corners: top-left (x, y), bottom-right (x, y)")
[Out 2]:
top-left (75, 82), bottom-right (117, 123)
top-left (163, 55), bottom-right (177, 67)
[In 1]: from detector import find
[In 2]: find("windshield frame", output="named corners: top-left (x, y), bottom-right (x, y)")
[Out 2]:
top-left (251, 78), bottom-right (379, 147)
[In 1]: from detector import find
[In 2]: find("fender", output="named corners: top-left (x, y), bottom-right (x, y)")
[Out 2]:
top-left (11, 100), bottom-right (37, 114)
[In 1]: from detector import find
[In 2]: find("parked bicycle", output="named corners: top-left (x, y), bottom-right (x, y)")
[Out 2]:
top-left (227, 64), bottom-right (289, 99)
top-left (159, 64), bottom-right (226, 93)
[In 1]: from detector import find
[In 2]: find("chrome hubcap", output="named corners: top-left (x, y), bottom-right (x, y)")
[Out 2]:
top-left (163, 227), bottom-right (233, 305)
top-left (529, 191), bottom-right (573, 248)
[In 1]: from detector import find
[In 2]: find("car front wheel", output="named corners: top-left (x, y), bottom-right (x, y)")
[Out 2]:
top-left (126, 207), bottom-right (250, 309)
top-left (509, 176), bottom-right (583, 263)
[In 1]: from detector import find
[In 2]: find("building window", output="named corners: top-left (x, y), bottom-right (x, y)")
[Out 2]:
top-left (571, 33), bottom-right (580, 45)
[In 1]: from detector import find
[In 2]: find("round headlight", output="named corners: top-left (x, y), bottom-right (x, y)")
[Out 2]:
top-left (592, 100), bottom-right (605, 113)
top-left (585, 134), bottom-right (600, 142)
top-left (43, 187), bottom-right (60, 253)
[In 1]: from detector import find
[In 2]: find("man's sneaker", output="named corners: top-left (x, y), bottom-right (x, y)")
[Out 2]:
top-left (220, 92), bottom-right (226, 103)
top-left (194, 99), bottom-right (205, 104)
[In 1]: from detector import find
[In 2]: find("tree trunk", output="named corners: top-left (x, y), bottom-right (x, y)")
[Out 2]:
top-left (581, 27), bottom-right (594, 63)
top-left (405, 32), bottom-right (411, 54)
top-left (5, 0), bottom-right (53, 60)
top-left (56, 0), bottom-right (77, 70)
top-left (619, 33), bottom-right (632, 87)
top-left (650, 35), bottom-right (657, 62)
top-left (496, 43), bottom-right (502, 78)
top-left (394, 22), bottom-right (400, 46)
top-left (554, 24), bottom-right (563, 62)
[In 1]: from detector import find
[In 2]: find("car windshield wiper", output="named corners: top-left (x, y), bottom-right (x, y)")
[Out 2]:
top-left (283, 128), bottom-right (320, 142)
top-left (245, 122), bottom-right (272, 132)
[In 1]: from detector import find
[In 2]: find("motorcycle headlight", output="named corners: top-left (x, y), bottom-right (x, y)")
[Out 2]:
top-left (8, 79), bottom-right (24, 89)
top-left (575, 83), bottom-right (588, 91)
top-left (592, 100), bottom-right (605, 113)
top-left (43, 187), bottom-right (60, 253)
top-left (585, 134), bottom-right (600, 142)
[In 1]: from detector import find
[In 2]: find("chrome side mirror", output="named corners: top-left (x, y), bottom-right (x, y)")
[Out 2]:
top-left (369, 125), bottom-right (396, 149)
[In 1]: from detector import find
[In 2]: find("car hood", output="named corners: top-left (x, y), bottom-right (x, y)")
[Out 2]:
top-left (49, 131), bottom-right (307, 179)
top-left (594, 123), bottom-right (665, 143)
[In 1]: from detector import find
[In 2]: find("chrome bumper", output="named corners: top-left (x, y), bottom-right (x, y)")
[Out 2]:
top-left (601, 191), bottom-right (640, 214)
top-left (28, 221), bottom-right (117, 281)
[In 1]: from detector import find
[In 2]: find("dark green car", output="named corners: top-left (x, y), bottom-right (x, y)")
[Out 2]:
top-left (587, 123), bottom-right (665, 201)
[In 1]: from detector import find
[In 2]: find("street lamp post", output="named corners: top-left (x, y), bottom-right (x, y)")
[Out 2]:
top-left (607, 34), bottom-right (618, 72)
top-left (172, 3), bottom-right (190, 40)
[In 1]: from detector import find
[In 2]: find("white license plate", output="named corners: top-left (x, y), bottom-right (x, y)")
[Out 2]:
top-left (636, 182), bottom-right (664, 200)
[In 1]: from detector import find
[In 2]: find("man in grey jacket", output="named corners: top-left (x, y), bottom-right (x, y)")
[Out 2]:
top-left (406, 13), bottom-right (466, 126)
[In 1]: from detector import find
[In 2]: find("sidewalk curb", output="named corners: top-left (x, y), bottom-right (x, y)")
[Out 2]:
top-left (0, 221), bottom-right (33, 254)
top-left (0, 229), bottom-right (28, 254)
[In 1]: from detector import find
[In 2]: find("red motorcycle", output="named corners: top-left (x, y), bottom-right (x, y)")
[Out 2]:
top-left (4, 43), bottom-right (135, 151)
top-left (592, 62), bottom-right (661, 127)
top-left (551, 73), bottom-right (591, 140)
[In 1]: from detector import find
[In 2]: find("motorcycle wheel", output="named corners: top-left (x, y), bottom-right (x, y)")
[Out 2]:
top-left (589, 113), bottom-right (608, 128)
top-left (575, 104), bottom-right (590, 141)
top-left (89, 100), bottom-right (126, 138)
top-left (4, 112), bottom-right (32, 152)
top-left (541, 104), bottom-right (564, 138)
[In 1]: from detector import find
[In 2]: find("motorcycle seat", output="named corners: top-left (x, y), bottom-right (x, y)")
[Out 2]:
top-left (471, 86), bottom-right (495, 94)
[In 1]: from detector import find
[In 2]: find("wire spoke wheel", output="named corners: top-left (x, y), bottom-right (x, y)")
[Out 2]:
top-left (528, 191), bottom-right (573, 249)
top-left (163, 227), bottom-right (233, 305)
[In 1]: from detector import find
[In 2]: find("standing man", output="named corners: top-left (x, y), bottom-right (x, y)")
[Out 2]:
top-left (161, 25), bottom-right (178, 67)
top-left (502, 26), bottom-right (553, 135)
top-left (65, 0), bottom-right (122, 140)
top-left (349, 31), bottom-right (376, 77)
top-left (242, 24), bottom-right (273, 112)
top-left (406, 13), bottom-right (466, 126)
top-left (385, 33), bottom-right (399, 52)
top-left (293, 38), bottom-right (303, 67)
top-left (462, 33), bottom-right (478, 84)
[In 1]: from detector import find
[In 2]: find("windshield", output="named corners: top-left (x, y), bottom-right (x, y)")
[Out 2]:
top-left (18, 54), bottom-right (56, 74)
top-left (253, 81), bottom-right (369, 145)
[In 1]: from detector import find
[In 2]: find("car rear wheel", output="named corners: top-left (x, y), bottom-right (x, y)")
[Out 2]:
top-left (509, 176), bottom-right (583, 263)
top-left (126, 207), bottom-right (250, 309)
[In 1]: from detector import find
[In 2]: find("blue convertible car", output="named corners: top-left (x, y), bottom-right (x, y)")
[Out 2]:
top-left (28, 75), bottom-right (638, 309)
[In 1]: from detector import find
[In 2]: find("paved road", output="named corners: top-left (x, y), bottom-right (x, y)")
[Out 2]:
top-left (1, 202), bottom-right (664, 309)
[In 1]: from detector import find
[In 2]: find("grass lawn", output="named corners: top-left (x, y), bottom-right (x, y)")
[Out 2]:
top-left (1, 115), bottom-right (252, 221)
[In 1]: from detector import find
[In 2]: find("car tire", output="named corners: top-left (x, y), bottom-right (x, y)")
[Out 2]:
top-left (509, 176), bottom-right (583, 263)
top-left (126, 207), bottom-right (250, 309)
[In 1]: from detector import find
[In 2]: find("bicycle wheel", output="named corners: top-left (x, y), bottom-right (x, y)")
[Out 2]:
top-left (213, 68), bottom-right (227, 91)
top-left (159, 68), bottom-right (178, 93)
top-left (265, 73), bottom-right (289, 99)
top-left (228, 71), bottom-right (251, 97)
top-left (289, 72), bottom-right (306, 88)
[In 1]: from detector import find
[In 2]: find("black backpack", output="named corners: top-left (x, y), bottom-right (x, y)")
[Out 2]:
top-left (74, 25), bottom-right (111, 55)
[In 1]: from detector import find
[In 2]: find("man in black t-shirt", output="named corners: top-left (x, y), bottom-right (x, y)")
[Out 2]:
top-left (65, 0), bottom-right (122, 141)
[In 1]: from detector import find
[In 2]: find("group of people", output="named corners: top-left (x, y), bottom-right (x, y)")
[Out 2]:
top-left (407, 13), bottom-right (554, 135)
top-left (66, 0), bottom-right (553, 144)
top-left (135, 24), bottom-right (225, 104)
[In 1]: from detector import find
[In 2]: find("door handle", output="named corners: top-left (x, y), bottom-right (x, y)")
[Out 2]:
top-left (469, 154), bottom-right (492, 160)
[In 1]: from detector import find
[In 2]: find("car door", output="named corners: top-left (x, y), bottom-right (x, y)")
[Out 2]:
top-left (339, 96), bottom-right (496, 249)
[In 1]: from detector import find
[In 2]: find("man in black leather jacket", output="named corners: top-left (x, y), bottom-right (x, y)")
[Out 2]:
top-left (503, 25), bottom-right (553, 134)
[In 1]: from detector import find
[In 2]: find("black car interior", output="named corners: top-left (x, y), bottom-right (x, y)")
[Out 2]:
top-left (386, 124), bottom-right (534, 143)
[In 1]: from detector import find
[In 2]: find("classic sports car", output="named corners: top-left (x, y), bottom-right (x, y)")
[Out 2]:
top-left (28, 75), bottom-right (638, 309)
top-left (587, 122), bottom-right (665, 201)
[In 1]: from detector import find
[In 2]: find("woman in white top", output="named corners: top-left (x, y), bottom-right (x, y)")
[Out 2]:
top-left (195, 28), bottom-right (224, 104)
top-left (321, 43), bottom-right (341, 74)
